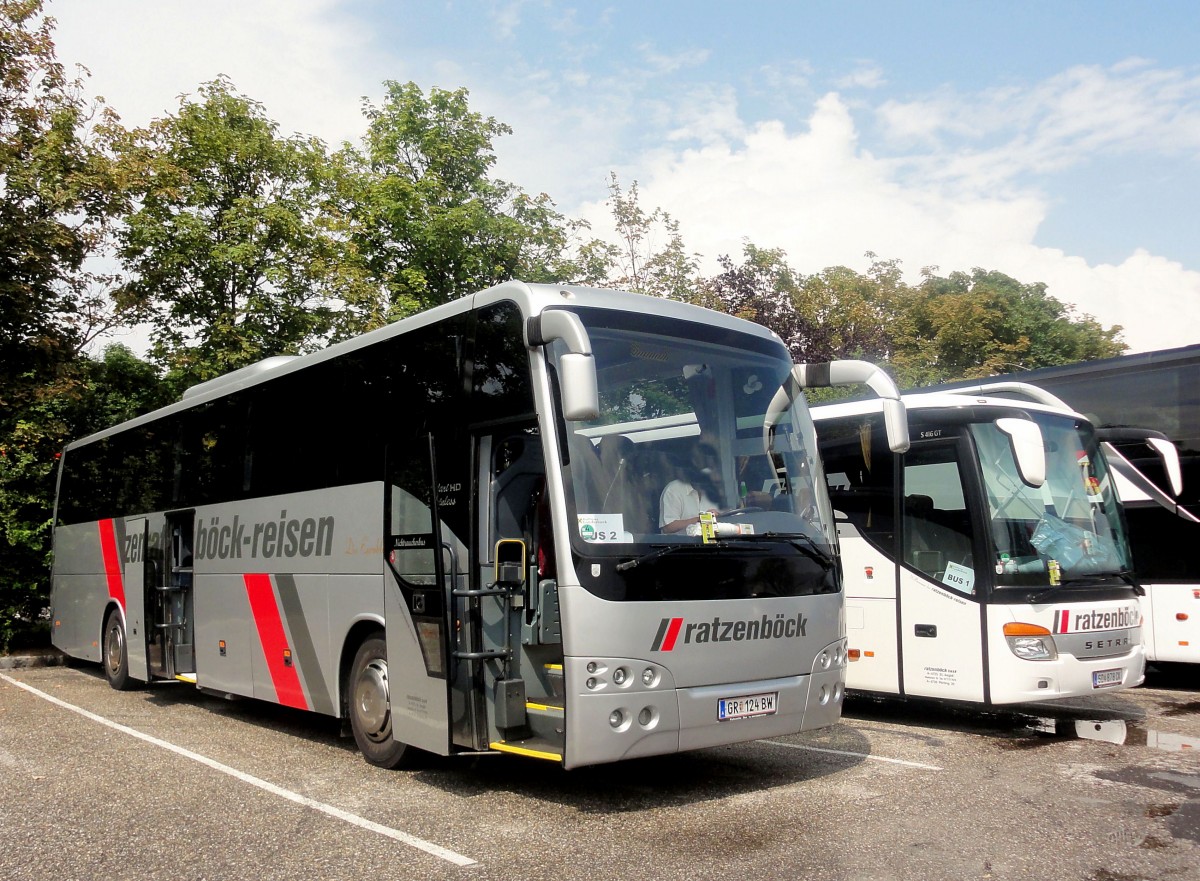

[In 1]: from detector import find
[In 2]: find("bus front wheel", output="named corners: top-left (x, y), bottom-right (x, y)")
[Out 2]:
top-left (102, 610), bottom-right (136, 691)
top-left (348, 634), bottom-right (409, 769)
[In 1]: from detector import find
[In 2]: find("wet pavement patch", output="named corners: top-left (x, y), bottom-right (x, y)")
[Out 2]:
top-left (1094, 765), bottom-right (1200, 798)
top-left (1167, 801), bottom-right (1200, 844)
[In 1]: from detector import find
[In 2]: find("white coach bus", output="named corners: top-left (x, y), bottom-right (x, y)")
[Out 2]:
top-left (926, 347), bottom-right (1200, 667)
top-left (50, 282), bottom-right (907, 769)
top-left (812, 383), bottom-right (1147, 705)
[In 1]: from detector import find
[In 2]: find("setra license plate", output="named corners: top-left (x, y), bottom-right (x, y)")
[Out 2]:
top-left (1092, 668), bottom-right (1123, 689)
top-left (718, 691), bottom-right (778, 721)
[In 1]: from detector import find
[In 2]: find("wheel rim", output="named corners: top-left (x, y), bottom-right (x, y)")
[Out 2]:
top-left (105, 620), bottom-right (124, 676)
top-left (354, 658), bottom-right (391, 743)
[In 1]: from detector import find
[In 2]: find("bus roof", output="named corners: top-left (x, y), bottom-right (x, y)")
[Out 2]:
top-left (65, 282), bottom-right (784, 451)
top-left (811, 388), bottom-right (1086, 423)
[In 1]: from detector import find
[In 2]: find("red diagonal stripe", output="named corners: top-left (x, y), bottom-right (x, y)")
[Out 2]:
top-left (661, 617), bottom-right (683, 652)
top-left (243, 574), bottom-right (308, 710)
top-left (98, 519), bottom-right (125, 610)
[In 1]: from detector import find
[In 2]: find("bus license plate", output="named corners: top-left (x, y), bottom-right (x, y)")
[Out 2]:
top-left (1092, 668), bottom-right (1123, 689)
top-left (718, 692), bottom-right (778, 721)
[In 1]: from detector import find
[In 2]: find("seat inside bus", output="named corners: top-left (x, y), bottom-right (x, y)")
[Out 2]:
top-left (903, 494), bottom-right (973, 579)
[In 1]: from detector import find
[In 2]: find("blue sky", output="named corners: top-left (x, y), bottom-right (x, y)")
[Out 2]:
top-left (50, 0), bottom-right (1200, 354)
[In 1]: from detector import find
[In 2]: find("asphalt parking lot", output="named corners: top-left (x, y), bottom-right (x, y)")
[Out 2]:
top-left (1, 661), bottom-right (1196, 881)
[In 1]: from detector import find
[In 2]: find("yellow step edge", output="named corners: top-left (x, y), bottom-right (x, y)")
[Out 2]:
top-left (490, 741), bottom-right (562, 761)
top-left (526, 701), bottom-right (564, 714)
top-left (175, 673), bottom-right (197, 684)
top-left (543, 663), bottom-right (563, 671)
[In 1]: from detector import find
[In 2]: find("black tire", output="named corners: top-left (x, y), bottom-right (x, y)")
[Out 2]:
top-left (347, 634), bottom-right (409, 769)
top-left (102, 609), bottom-right (136, 691)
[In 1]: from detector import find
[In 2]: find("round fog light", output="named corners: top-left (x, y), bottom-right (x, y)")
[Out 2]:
top-left (818, 684), bottom-right (829, 705)
top-left (642, 667), bottom-right (657, 686)
top-left (586, 677), bottom-right (598, 690)
top-left (613, 667), bottom-right (628, 685)
top-left (609, 709), bottom-right (625, 728)
top-left (638, 707), bottom-right (654, 726)
top-left (587, 661), bottom-right (598, 674)
top-left (819, 651), bottom-right (831, 670)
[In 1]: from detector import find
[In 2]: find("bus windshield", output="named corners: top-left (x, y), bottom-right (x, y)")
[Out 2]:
top-left (974, 413), bottom-right (1132, 587)
top-left (554, 308), bottom-right (833, 556)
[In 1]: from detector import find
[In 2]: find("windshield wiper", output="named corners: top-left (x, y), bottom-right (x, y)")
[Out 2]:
top-left (615, 544), bottom-right (699, 572)
top-left (721, 531), bottom-right (836, 569)
top-left (1032, 570), bottom-right (1142, 603)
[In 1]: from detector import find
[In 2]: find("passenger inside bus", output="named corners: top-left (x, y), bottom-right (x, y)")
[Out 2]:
top-left (659, 437), bottom-right (724, 533)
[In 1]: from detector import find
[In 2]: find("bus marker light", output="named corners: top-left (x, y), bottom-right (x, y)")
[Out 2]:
top-left (847, 649), bottom-right (861, 661)
top-left (1177, 613), bottom-right (1189, 621)
top-left (283, 649), bottom-right (293, 667)
top-left (864, 651), bottom-right (875, 658)
top-left (1003, 622), bottom-right (1052, 637)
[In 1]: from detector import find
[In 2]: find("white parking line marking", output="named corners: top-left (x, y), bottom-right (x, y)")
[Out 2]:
top-left (761, 739), bottom-right (944, 771)
top-left (1, 673), bottom-right (476, 867)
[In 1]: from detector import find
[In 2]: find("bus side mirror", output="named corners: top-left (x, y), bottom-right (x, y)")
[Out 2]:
top-left (527, 310), bottom-right (599, 421)
top-left (996, 418), bottom-right (1046, 488)
top-left (881, 399), bottom-right (910, 455)
top-left (558, 354), bottom-right (599, 422)
top-left (494, 539), bottom-right (527, 587)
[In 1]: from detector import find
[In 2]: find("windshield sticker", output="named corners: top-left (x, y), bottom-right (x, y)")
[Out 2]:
top-left (578, 513), bottom-right (626, 543)
top-left (941, 561), bottom-right (975, 593)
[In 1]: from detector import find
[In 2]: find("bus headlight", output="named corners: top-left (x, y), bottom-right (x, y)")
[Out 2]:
top-left (1003, 623), bottom-right (1058, 661)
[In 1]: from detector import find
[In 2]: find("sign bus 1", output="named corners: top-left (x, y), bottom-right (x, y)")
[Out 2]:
top-left (50, 281), bottom-right (908, 769)
top-left (813, 382), bottom-right (1153, 705)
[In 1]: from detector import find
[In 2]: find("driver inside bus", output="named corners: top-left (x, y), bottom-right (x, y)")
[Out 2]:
top-left (660, 437), bottom-right (724, 534)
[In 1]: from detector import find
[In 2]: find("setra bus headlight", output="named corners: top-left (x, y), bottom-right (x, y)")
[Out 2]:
top-left (1003, 622), bottom-right (1058, 661)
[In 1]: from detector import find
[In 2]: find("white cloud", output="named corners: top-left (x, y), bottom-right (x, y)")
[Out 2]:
top-left (579, 90), bottom-right (1199, 354)
top-left (50, 0), bottom-right (384, 146)
top-left (835, 63), bottom-right (886, 91)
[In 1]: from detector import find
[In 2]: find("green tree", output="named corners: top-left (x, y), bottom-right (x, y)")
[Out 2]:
top-left (1, 345), bottom-right (169, 651)
top-left (590, 174), bottom-right (701, 300)
top-left (1, 0), bottom-right (127, 412)
top-left (116, 77), bottom-right (373, 388)
top-left (704, 245), bottom-right (900, 364)
top-left (1, 1), bottom-right (133, 650)
top-left (338, 81), bottom-right (585, 326)
top-left (892, 267), bottom-right (1126, 386)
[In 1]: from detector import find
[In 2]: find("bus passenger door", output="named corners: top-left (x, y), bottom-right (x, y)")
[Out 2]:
top-left (385, 438), bottom-right (456, 756)
top-left (898, 440), bottom-right (987, 702)
top-left (473, 426), bottom-right (551, 751)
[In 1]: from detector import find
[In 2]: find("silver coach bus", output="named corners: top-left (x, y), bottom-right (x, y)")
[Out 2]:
top-left (50, 282), bottom-right (906, 769)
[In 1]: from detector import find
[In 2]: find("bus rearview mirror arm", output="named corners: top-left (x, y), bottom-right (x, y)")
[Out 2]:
top-left (772, 360), bottom-right (910, 453)
top-left (526, 310), bottom-right (599, 422)
top-left (1095, 428), bottom-right (1184, 498)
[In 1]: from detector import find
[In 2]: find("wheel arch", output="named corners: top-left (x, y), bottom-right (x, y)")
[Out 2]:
top-left (338, 616), bottom-right (385, 718)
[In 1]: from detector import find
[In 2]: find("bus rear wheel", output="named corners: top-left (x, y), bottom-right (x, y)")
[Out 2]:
top-left (348, 634), bottom-right (409, 769)
top-left (102, 610), bottom-right (136, 691)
